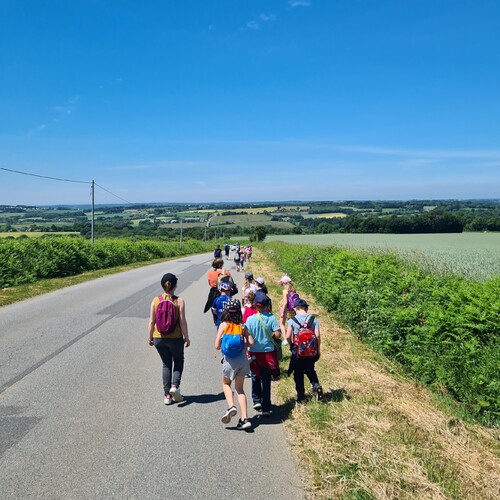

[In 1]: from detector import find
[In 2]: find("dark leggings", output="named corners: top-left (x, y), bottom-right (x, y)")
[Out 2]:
top-left (154, 337), bottom-right (185, 396)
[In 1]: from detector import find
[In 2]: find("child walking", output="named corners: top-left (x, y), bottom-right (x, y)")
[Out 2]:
top-left (215, 299), bottom-right (254, 430)
top-left (285, 298), bottom-right (323, 403)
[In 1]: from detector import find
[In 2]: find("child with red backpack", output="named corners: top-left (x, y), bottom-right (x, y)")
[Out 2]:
top-left (215, 299), bottom-right (254, 430)
top-left (285, 298), bottom-right (323, 403)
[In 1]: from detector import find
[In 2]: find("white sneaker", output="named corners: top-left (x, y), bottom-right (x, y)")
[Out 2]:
top-left (169, 386), bottom-right (184, 402)
top-left (221, 406), bottom-right (238, 424)
top-left (164, 395), bottom-right (173, 405)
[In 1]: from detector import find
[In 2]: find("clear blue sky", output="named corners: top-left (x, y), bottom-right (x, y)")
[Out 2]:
top-left (1, 0), bottom-right (499, 205)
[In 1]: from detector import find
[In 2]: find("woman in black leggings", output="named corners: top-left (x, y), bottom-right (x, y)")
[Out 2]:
top-left (148, 273), bottom-right (190, 405)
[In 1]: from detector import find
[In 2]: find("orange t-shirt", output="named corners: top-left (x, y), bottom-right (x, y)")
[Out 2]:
top-left (208, 269), bottom-right (230, 288)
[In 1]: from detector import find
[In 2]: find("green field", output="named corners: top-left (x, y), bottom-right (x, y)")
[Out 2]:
top-left (266, 233), bottom-right (500, 280)
top-left (211, 213), bottom-right (295, 229)
top-left (0, 232), bottom-right (79, 238)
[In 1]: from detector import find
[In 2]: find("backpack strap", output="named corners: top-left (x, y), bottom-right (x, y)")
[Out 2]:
top-left (306, 315), bottom-right (315, 329)
top-left (256, 313), bottom-right (280, 350)
top-left (291, 316), bottom-right (301, 327)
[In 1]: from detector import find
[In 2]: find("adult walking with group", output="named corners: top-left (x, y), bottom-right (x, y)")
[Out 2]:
top-left (148, 273), bottom-right (191, 405)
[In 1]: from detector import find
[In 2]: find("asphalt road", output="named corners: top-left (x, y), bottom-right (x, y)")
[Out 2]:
top-left (0, 253), bottom-right (304, 499)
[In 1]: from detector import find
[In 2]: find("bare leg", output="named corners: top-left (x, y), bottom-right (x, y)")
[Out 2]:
top-left (234, 375), bottom-right (248, 420)
top-left (222, 377), bottom-right (234, 407)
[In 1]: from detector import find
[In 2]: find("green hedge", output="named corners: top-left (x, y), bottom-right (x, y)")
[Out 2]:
top-left (0, 237), bottom-right (212, 287)
top-left (261, 242), bottom-right (500, 425)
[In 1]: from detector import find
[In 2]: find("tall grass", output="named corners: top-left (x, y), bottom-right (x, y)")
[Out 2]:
top-left (266, 233), bottom-right (500, 281)
top-left (260, 242), bottom-right (500, 425)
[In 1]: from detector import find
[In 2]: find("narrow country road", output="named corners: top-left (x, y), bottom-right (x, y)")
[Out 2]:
top-left (0, 253), bottom-right (303, 499)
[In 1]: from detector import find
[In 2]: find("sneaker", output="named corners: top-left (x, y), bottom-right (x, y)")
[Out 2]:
top-left (252, 402), bottom-right (262, 411)
top-left (313, 384), bottom-right (324, 401)
top-left (237, 418), bottom-right (252, 430)
top-left (221, 406), bottom-right (238, 424)
top-left (169, 386), bottom-right (184, 402)
top-left (164, 395), bottom-right (172, 405)
top-left (315, 386), bottom-right (324, 401)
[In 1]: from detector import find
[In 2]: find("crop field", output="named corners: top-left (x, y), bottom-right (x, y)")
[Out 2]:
top-left (186, 205), bottom-right (309, 214)
top-left (302, 212), bottom-right (347, 219)
top-left (211, 213), bottom-right (295, 229)
top-left (266, 232), bottom-right (500, 280)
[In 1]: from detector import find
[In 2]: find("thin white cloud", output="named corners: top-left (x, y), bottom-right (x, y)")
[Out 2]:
top-left (289, 1), bottom-right (311, 7)
top-left (260, 14), bottom-right (276, 22)
top-left (27, 95), bottom-right (80, 136)
top-left (109, 160), bottom-right (216, 171)
top-left (247, 20), bottom-right (260, 30)
top-left (27, 124), bottom-right (48, 137)
top-left (53, 95), bottom-right (80, 117)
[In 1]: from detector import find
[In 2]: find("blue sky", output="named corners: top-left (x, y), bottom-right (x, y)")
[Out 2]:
top-left (1, 0), bottom-right (499, 205)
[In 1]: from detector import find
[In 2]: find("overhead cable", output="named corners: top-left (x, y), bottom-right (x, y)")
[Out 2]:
top-left (0, 166), bottom-right (89, 184)
top-left (94, 182), bottom-right (133, 204)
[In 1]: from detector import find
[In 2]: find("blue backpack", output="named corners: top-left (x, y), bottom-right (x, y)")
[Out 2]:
top-left (221, 323), bottom-right (245, 358)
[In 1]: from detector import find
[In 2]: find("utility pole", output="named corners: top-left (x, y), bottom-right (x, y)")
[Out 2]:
top-left (180, 217), bottom-right (183, 249)
top-left (91, 180), bottom-right (95, 246)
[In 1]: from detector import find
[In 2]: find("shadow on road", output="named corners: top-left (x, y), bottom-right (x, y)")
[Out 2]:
top-left (177, 392), bottom-right (225, 407)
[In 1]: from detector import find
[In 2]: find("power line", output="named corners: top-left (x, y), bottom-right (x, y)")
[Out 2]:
top-left (94, 182), bottom-right (133, 204)
top-left (0, 166), bottom-right (89, 184)
top-left (1, 166), bottom-right (134, 204)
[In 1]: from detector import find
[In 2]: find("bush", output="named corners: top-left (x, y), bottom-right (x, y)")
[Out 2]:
top-left (260, 242), bottom-right (500, 425)
top-left (0, 237), bottom-right (212, 288)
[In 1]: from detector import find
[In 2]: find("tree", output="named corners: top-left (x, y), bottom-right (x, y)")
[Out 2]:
top-left (253, 226), bottom-right (267, 241)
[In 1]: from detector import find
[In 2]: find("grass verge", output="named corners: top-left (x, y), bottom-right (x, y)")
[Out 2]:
top-left (248, 249), bottom-right (500, 500)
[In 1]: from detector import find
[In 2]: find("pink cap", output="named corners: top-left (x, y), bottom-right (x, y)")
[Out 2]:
top-left (279, 275), bottom-right (291, 285)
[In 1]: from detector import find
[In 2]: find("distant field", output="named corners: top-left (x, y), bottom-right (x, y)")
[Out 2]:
top-left (212, 214), bottom-right (295, 228)
top-left (266, 233), bottom-right (500, 280)
top-left (302, 213), bottom-right (347, 219)
top-left (187, 206), bottom-right (309, 214)
top-left (0, 232), bottom-right (79, 238)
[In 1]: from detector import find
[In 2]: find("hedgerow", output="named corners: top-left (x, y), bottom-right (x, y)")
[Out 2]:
top-left (0, 237), bottom-right (212, 287)
top-left (260, 242), bottom-right (500, 425)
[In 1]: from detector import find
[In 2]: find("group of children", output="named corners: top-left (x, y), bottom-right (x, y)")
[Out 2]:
top-left (148, 259), bottom-right (323, 432)
top-left (213, 269), bottom-right (323, 430)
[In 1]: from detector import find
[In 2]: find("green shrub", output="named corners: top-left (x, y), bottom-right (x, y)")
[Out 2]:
top-left (0, 237), bottom-right (212, 288)
top-left (260, 242), bottom-right (500, 425)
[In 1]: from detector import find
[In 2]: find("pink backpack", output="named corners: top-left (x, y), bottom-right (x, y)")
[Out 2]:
top-left (155, 295), bottom-right (178, 334)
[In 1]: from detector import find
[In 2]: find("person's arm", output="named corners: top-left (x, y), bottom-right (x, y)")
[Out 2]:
top-left (215, 322), bottom-right (225, 350)
top-left (271, 315), bottom-right (282, 339)
top-left (243, 325), bottom-right (254, 347)
top-left (177, 297), bottom-right (190, 347)
top-left (315, 321), bottom-right (321, 353)
top-left (148, 300), bottom-right (156, 346)
top-left (279, 291), bottom-right (288, 334)
top-left (285, 323), bottom-right (294, 347)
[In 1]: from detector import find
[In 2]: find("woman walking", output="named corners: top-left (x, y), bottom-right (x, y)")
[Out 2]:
top-left (148, 273), bottom-right (190, 405)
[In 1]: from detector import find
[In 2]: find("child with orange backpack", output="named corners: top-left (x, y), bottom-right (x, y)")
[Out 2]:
top-left (215, 299), bottom-right (254, 430)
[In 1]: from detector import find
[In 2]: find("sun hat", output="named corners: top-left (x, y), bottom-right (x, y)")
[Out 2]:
top-left (278, 275), bottom-right (291, 285)
top-left (224, 299), bottom-right (241, 313)
top-left (255, 277), bottom-right (265, 285)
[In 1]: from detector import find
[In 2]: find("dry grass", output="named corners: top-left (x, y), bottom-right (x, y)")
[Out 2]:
top-left (249, 249), bottom-right (500, 500)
